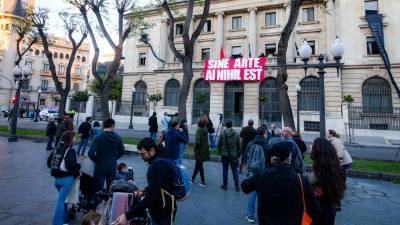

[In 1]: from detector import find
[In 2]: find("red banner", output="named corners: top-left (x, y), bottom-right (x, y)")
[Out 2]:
top-left (203, 57), bottom-right (266, 82)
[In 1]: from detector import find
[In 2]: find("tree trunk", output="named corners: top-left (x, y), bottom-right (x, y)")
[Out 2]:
top-left (276, 0), bottom-right (303, 130)
top-left (58, 92), bottom-right (68, 117)
top-left (99, 90), bottom-right (110, 121)
top-left (178, 58), bottom-right (194, 120)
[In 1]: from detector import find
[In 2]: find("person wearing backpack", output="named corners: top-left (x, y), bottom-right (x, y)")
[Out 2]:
top-left (239, 119), bottom-right (257, 174)
top-left (217, 119), bottom-right (241, 192)
top-left (245, 127), bottom-right (271, 223)
top-left (112, 138), bottom-right (178, 225)
top-left (47, 131), bottom-right (81, 225)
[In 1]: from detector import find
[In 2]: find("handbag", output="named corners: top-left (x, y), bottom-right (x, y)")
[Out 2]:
top-left (298, 174), bottom-right (312, 225)
top-left (65, 178), bottom-right (80, 204)
top-left (60, 148), bottom-right (71, 172)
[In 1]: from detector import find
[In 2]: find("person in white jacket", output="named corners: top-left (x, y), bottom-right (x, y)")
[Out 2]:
top-left (160, 112), bottom-right (171, 133)
top-left (328, 129), bottom-right (353, 174)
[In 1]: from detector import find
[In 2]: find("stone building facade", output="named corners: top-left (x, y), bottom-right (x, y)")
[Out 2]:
top-left (122, 0), bottom-right (400, 136)
top-left (0, 0), bottom-right (90, 113)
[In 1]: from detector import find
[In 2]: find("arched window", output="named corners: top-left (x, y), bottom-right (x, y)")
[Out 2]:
top-left (192, 79), bottom-right (210, 124)
top-left (60, 53), bottom-right (64, 59)
top-left (299, 76), bottom-right (320, 111)
top-left (164, 79), bottom-right (180, 106)
top-left (259, 78), bottom-right (281, 123)
top-left (82, 56), bottom-right (86, 62)
top-left (54, 52), bottom-right (58, 58)
top-left (35, 50), bottom-right (40, 56)
top-left (65, 54), bottom-right (70, 60)
top-left (134, 80), bottom-right (147, 105)
top-left (362, 76), bottom-right (392, 113)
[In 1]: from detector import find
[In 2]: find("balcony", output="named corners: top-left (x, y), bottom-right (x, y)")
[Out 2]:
top-left (72, 73), bottom-right (83, 80)
top-left (40, 70), bottom-right (51, 77)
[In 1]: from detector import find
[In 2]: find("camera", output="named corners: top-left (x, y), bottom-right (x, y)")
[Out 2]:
top-left (218, 113), bottom-right (224, 121)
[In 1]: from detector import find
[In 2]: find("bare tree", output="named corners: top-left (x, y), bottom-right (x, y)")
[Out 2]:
top-left (32, 8), bottom-right (88, 116)
top-left (69, 0), bottom-right (145, 121)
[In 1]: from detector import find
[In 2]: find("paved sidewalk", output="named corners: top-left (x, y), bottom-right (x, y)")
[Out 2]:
top-left (0, 137), bottom-right (400, 225)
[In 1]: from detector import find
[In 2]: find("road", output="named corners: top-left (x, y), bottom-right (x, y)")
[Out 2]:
top-left (0, 137), bottom-right (399, 225)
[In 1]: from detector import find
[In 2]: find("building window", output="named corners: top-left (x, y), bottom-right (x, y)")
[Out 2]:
top-left (41, 80), bottom-right (48, 91)
top-left (231, 46), bottom-right (242, 56)
top-left (77, 56), bottom-right (81, 62)
top-left (82, 57), bottom-right (86, 63)
top-left (175, 23), bottom-right (183, 35)
top-left (41, 51), bottom-right (45, 57)
top-left (54, 52), bottom-right (58, 58)
top-left (39, 99), bottom-right (46, 106)
top-left (59, 65), bottom-right (65, 74)
top-left (365, 0), bottom-right (378, 15)
top-left (202, 20), bottom-right (212, 33)
top-left (367, 37), bottom-right (379, 55)
top-left (139, 53), bottom-right (147, 66)
top-left (302, 7), bottom-right (315, 22)
top-left (134, 80), bottom-right (147, 105)
top-left (73, 83), bottom-right (79, 91)
top-left (141, 28), bottom-right (149, 40)
top-left (265, 44), bottom-right (276, 56)
top-left (65, 54), bottom-right (70, 60)
top-left (201, 48), bottom-right (211, 61)
top-left (362, 76), bottom-right (392, 113)
top-left (304, 121), bottom-right (320, 132)
top-left (265, 12), bottom-right (277, 26)
top-left (75, 68), bottom-right (81, 77)
top-left (164, 79), bottom-right (180, 107)
top-left (308, 40), bottom-right (316, 55)
top-left (43, 63), bottom-right (49, 71)
top-left (35, 50), bottom-right (40, 56)
top-left (25, 61), bottom-right (32, 68)
top-left (299, 76), bottom-right (320, 111)
top-left (60, 53), bottom-right (64, 59)
top-left (232, 16), bottom-right (242, 30)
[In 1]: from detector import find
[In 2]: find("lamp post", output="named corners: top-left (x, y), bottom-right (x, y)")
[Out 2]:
top-left (295, 83), bottom-right (302, 132)
top-left (33, 88), bottom-right (42, 122)
top-left (8, 65), bottom-right (31, 142)
top-left (299, 37), bottom-right (345, 138)
top-left (128, 86), bottom-right (136, 129)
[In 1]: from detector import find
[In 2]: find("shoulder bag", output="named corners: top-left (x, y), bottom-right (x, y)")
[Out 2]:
top-left (298, 174), bottom-right (312, 225)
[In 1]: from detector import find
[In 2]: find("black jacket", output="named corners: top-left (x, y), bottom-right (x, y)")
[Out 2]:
top-left (47, 144), bottom-right (81, 178)
top-left (293, 137), bottom-right (308, 156)
top-left (206, 119), bottom-right (215, 134)
top-left (46, 121), bottom-right (57, 136)
top-left (241, 164), bottom-right (320, 225)
top-left (125, 155), bottom-right (175, 221)
top-left (240, 125), bottom-right (257, 154)
top-left (148, 116), bottom-right (158, 132)
top-left (78, 121), bottom-right (92, 139)
top-left (88, 131), bottom-right (125, 173)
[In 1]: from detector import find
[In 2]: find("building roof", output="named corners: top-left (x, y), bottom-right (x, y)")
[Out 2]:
top-left (1, 0), bottom-right (24, 17)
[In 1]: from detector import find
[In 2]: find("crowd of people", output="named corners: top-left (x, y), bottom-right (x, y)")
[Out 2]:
top-left (45, 112), bottom-right (352, 225)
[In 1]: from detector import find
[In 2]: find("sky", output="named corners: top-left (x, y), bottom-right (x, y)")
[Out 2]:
top-left (36, 0), bottom-right (150, 60)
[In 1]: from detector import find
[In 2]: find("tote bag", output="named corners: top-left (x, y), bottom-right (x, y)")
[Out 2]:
top-left (65, 178), bottom-right (80, 204)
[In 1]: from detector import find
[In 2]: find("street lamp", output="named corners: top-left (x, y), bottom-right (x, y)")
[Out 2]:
top-left (299, 37), bottom-right (345, 138)
top-left (295, 83), bottom-right (302, 132)
top-left (8, 65), bottom-right (30, 142)
top-left (128, 86), bottom-right (136, 129)
top-left (33, 88), bottom-right (42, 122)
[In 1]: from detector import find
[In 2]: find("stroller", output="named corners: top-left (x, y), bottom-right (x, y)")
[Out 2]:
top-left (96, 181), bottom-right (151, 225)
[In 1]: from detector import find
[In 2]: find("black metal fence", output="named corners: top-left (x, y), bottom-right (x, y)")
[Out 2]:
top-left (115, 100), bottom-right (149, 117)
top-left (69, 99), bottom-right (87, 113)
top-left (348, 106), bottom-right (400, 131)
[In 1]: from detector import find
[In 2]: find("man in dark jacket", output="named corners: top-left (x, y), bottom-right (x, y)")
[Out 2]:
top-left (113, 138), bottom-right (176, 225)
top-left (241, 142), bottom-right (320, 225)
top-left (46, 117), bottom-right (57, 150)
top-left (218, 120), bottom-right (241, 192)
top-left (164, 120), bottom-right (187, 164)
top-left (239, 119), bottom-right (257, 173)
top-left (89, 118), bottom-right (125, 192)
top-left (77, 117), bottom-right (92, 156)
top-left (148, 112), bottom-right (158, 142)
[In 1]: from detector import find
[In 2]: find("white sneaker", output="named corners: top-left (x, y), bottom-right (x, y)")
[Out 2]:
top-left (179, 165), bottom-right (186, 170)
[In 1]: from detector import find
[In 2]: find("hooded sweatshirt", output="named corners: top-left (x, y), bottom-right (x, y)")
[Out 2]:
top-left (88, 131), bottom-right (125, 173)
top-left (217, 128), bottom-right (241, 157)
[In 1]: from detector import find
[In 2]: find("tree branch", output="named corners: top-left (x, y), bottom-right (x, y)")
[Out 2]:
top-left (141, 37), bottom-right (166, 64)
top-left (162, 1), bottom-right (183, 62)
top-left (182, 0), bottom-right (194, 57)
top-left (91, 5), bottom-right (117, 50)
top-left (191, 0), bottom-right (211, 47)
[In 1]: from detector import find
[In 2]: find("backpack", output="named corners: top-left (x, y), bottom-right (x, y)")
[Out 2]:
top-left (154, 158), bottom-right (191, 201)
top-left (247, 143), bottom-right (265, 175)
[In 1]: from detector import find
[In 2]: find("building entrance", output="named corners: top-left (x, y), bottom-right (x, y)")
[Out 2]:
top-left (224, 82), bottom-right (244, 127)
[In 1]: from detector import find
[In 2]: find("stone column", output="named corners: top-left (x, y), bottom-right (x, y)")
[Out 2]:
top-left (248, 8), bottom-right (258, 57)
top-left (159, 19), bottom-right (169, 68)
top-left (215, 12), bottom-right (225, 59)
top-left (285, 2), bottom-right (295, 63)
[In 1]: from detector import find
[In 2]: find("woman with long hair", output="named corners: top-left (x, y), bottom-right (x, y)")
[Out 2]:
top-left (309, 138), bottom-right (346, 225)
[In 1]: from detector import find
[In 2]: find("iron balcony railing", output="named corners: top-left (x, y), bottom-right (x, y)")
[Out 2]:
top-left (348, 106), bottom-right (400, 131)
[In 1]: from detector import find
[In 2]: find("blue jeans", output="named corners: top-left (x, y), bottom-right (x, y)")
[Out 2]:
top-left (150, 132), bottom-right (158, 142)
top-left (221, 156), bottom-right (239, 186)
top-left (208, 133), bottom-right (216, 149)
top-left (94, 169), bottom-right (116, 192)
top-left (52, 176), bottom-right (74, 225)
top-left (77, 138), bottom-right (89, 155)
top-left (177, 143), bottom-right (186, 166)
top-left (47, 135), bottom-right (54, 150)
top-left (247, 191), bottom-right (257, 217)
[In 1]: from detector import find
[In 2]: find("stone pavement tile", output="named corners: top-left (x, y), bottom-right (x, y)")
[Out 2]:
top-left (0, 215), bottom-right (26, 225)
